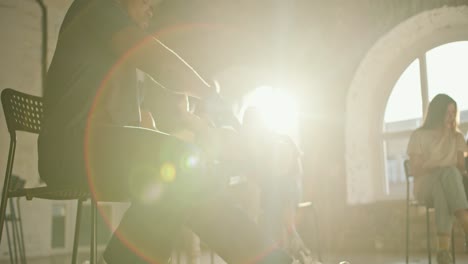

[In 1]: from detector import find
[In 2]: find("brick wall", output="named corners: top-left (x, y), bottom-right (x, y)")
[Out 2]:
top-left (0, 0), bottom-right (75, 258)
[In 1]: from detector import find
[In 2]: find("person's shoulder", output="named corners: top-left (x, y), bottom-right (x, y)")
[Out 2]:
top-left (273, 133), bottom-right (302, 155)
top-left (410, 127), bottom-right (425, 137)
top-left (454, 129), bottom-right (464, 136)
top-left (64, 0), bottom-right (116, 21)
top-left (409, 127), bottom-right (433, 142)
top-left (61, 0), bottom-right (125, 33)
top-left (454, 130), bottom-right (466, 140)
top-left (273, 133), bottom-right (294, 146)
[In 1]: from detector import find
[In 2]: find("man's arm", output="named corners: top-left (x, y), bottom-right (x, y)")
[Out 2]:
top-left (110, 25), bottom-right (213, 98)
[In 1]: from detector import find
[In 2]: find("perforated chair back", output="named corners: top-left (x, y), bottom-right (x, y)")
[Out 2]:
top-left (0, 88), bottom-right (99, 264)
top-left (1, 88), bottom-right (44, 135)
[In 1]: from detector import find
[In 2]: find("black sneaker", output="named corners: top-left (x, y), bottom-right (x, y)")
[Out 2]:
top-left (436, 250), bottom-right (453, 264)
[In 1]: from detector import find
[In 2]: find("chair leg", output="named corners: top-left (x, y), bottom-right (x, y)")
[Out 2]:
top-left (9, 199), bottom-right (19, 264)
top-left (451, 227), bottom-right (455, 264)
top-left (90, 201), bottom-right (97, 264)
top-left (427, 207), bottom-right (431, 264)
top-left (0, 140), bottom-right (17, 243)
top-left (406, 201), bottom-right (410, 264)
top-left (72, 199), bottom-right (84, 264)
top-left (5, 211), bottom-right (15, 264)
top-left (15, 198), bottom-right (27, 264)
top-left (308, 202), bottom-right (322, 263)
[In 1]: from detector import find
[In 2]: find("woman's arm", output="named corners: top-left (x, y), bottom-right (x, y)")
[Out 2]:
top-left (457, 151), bottom-right (467, 177)
top-left (409, 154), bottom-right (431, 177)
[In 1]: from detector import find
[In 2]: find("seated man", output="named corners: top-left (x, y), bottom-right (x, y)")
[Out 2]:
top-left (39, 0), bottom-right (294, 263)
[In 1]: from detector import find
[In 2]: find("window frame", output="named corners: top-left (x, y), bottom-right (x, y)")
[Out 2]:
top-left (383, 45), bottom-right (468, 199)
top-left (381, 54), bottom-right (428, 199)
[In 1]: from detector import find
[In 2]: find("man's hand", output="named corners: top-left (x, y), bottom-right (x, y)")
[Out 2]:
top-left (140, 110), bottom-right (157, 130)
top-left (199, 93), bottom-right (240, 130)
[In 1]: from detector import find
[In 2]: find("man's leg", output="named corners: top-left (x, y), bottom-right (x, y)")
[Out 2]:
top-left (103, 202), bottom-right (186, 263)
top-left (88, 126), bottom-right (292, 263)
top-left (87, 126), bottom-right (205, 263)
top-left (187, 194), bottom-right (293, 264)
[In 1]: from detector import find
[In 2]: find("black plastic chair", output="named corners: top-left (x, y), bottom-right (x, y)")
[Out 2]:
top-left (0, 88), bottom-right (99, 264)
top-left (404, 159), bottom-right (455, 264)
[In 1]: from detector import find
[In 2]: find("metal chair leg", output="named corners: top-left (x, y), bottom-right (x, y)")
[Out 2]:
top-left (5, 210), bottom-right (15, 264)
top-left (451, 227), bottom-right (455, 264)
top-left (406, 200), bottom-right (410, 264)
top-left (90, 201), bottom-right (97, 264)
top-left (72, 199), bottom-right (84, 264)
top-left (307, 202), bottom-right (322, 263)
top-left (426, 207), bottom-right (431, 264)
top-left (0, 139), bottom-right (17, 243)
top-left (15, 198), bottom-right (27, 264)
top-left (9, 199), bottom-right (19, 264)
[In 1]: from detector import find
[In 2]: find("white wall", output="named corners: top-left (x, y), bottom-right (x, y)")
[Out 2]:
top-left (0, 0), bottom-right (80, 258)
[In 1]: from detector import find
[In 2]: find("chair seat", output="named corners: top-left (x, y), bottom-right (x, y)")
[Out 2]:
top-left (8, 187), bottom-right (90, 201)
top-left (409, 199), bottom-right (434, 209)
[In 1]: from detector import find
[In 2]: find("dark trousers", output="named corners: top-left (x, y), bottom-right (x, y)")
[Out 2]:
top-left (38, 125), bottom-right (291, 264)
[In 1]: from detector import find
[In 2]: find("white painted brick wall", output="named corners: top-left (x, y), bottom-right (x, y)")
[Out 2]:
top-left (0, 0), bottom-right (132, 259)
top-left (0, 0), bottom-right (78, 258)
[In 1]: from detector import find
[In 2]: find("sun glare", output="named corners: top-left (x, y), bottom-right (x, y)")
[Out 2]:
top-left (243, 86), bottom-right (299, 135)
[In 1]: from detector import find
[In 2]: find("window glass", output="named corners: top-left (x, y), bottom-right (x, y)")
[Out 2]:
top-left (426, 41), bottom-right (468, 123)
top-left (79, 204), bottom-right (112, 246)
top-left (383, 136), bottom-right (410, 196)
top-left (384, 59), bottom-right (423, 132)
top-left (51, 204), bottom-right (66, 248)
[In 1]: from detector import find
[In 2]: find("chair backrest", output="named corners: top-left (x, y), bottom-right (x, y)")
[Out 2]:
top-left (1, 88), bottom-right (44, 135)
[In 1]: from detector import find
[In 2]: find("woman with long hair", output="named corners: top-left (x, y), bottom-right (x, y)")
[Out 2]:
top-left (407, 94), bottom-right (468, 264)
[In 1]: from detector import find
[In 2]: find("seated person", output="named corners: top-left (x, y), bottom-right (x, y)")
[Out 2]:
top-left (407, 94), bottom-right (468, 264)
top-left (39, 0), bottom-right (295, 263)
top-left (239, 107), bottom-right (310, 259)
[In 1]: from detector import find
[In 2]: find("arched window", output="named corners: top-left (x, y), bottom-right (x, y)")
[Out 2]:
top-left (383, 41), bottom-right (468, 197)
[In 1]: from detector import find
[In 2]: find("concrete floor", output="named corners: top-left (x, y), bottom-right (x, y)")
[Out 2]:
top-left (2, 251), bottom-right (468, 264)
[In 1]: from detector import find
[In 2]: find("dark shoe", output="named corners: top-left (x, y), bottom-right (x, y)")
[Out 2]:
top-left (436, 250), bottom-right (453, 264)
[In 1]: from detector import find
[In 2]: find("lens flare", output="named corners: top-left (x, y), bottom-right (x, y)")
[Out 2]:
top-left (160, 162), bottom-right (176, 182)
top-left (243, 86), bottom-right (298, 135)
top-left (184, 154), bottom-right (199, 168)
top-left (140, 182), bottom-right (163, 203)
